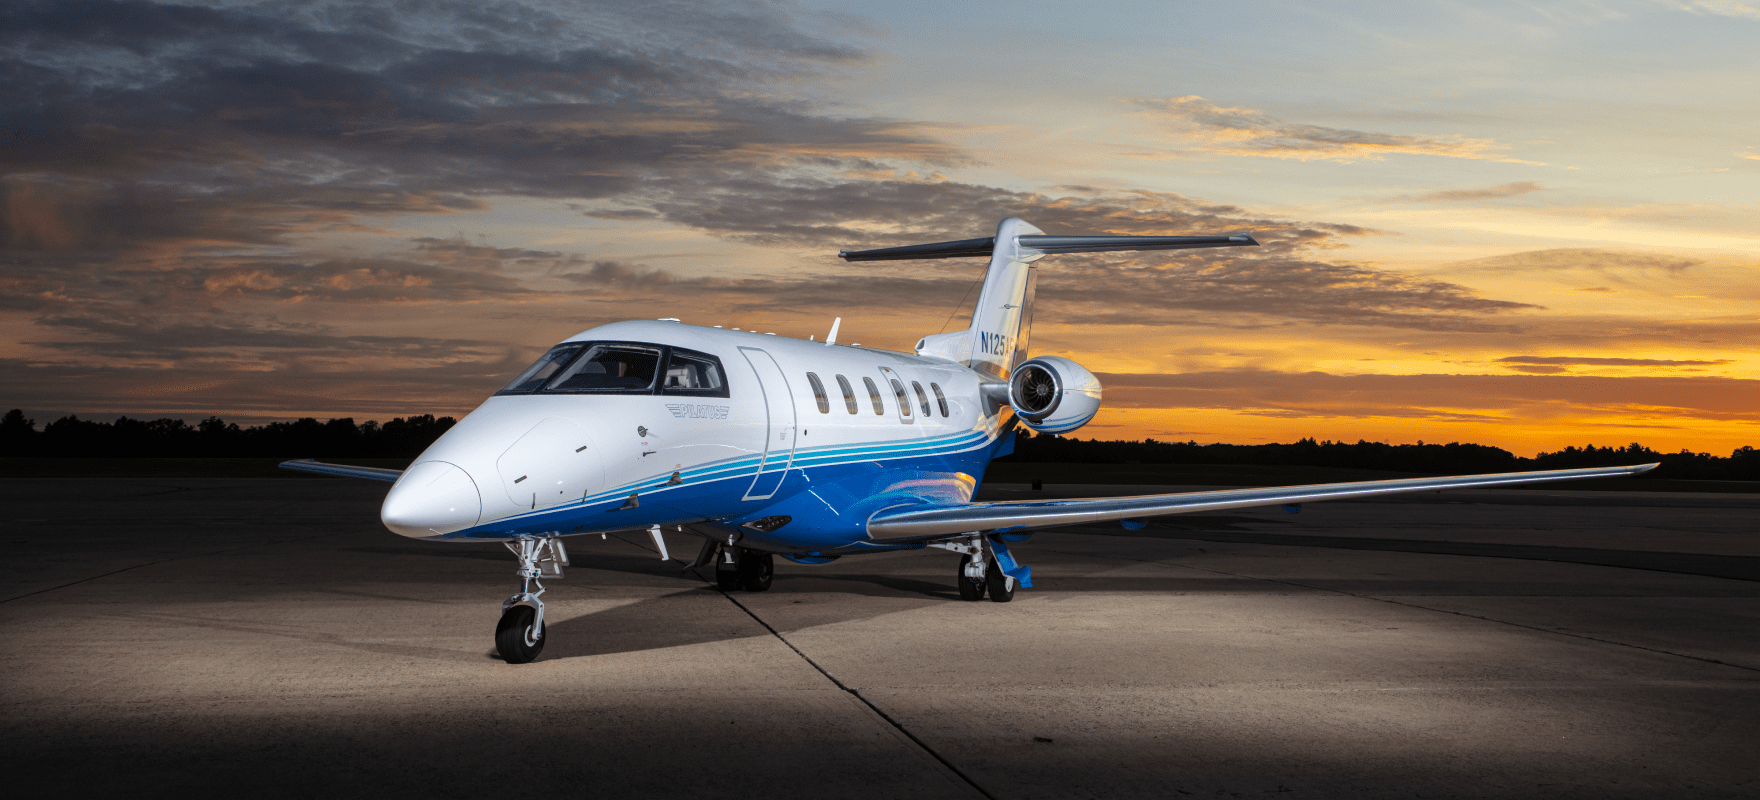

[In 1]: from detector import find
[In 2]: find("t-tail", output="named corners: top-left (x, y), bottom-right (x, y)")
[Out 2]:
top-left (840, 217), bottom-right (1258, 379)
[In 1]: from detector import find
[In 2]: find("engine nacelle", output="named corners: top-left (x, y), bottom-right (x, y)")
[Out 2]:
top-left (1008, 356), bottom-right (1102, 435)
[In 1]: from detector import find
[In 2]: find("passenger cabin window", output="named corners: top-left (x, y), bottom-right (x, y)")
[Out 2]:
top-left (806, 372), bottom-right (830, 414)
top-left (836, 375), bottom-right (858, 414)
top-left (930, 383), bottom-right (949, 417)
top-left (863, 377), bottom-right (884, 415)
top-left (890, 378), bottom-right (912, 418)
top-left (495, 342), bottom-right (727, 398)
top-left (911, 382), bottom-right (931, 417)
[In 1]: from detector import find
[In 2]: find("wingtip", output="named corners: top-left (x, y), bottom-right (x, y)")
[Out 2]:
top-left (1636, 462), bottom-right (1661, 473)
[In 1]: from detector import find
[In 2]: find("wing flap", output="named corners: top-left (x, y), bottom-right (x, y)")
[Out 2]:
top-left (279, 459), bottom-right (404, 482)
top-left (866, 463), bottom-right (1658, 540)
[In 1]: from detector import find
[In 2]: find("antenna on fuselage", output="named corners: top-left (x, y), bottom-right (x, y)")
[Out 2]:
top-left (825, 317), bottom-right (841, 345)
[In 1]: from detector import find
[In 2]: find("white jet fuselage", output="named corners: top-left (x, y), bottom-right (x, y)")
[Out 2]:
top-left (381, 319), bottom-right (1007, 556)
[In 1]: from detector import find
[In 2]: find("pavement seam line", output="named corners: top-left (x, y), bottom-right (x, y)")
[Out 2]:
top-left (1038, 545), bottom-right (1760, 674)
top-left (609, 533), bottom-right (996, 800)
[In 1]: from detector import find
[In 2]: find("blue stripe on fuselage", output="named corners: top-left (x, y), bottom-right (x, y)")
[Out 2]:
top-left (422, 426), bottom-right (1000, 543)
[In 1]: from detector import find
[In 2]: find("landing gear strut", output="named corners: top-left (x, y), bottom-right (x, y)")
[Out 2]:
top-left (497, 537), bottom-right (566, 664)
top-left (957, 553), bottom-right (987, 601)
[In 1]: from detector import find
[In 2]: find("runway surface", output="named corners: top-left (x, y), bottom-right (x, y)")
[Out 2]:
top-left (3, 475), bottom-right (1758, 799)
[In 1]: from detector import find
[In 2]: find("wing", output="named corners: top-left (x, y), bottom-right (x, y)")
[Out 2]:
top-left (866, 463), bottom-right (1658, 540)
top-left (279, 459), bottom-right (404, 482)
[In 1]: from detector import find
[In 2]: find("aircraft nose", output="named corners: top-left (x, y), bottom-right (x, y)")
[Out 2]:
top-left (381, 461), bottom-right (482, 538)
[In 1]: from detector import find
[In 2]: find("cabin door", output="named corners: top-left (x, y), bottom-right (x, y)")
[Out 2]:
top-left (739, 347), bottom-right (796, 500)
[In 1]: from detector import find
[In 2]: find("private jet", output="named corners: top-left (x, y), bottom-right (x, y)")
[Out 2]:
top-left (284, 218), bottom-right (1655, 663)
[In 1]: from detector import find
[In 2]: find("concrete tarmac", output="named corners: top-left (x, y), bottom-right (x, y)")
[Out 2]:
top-left (3, 476), bottom-right (1757, 799)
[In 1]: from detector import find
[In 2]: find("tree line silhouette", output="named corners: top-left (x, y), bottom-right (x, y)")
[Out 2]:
top-left (3, 408), bottom-right (1757, 480)
top-left (1, 409), bottom-right (457, 459)
top-left (1001, 430), bottom-right (1760, 481)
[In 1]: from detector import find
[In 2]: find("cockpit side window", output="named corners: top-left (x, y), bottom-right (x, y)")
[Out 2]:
top-left (499, 343), bottom-right (588, 394)
top-left (661, 347), bottom-right (729, 398)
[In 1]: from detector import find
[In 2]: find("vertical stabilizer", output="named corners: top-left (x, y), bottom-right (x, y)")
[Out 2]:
top-left (963, 217), bottom-right (1042, 379)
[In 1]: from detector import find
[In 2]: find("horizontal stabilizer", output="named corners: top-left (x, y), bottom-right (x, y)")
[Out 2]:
top-left (840, 232), bottom-right (1256, 261)
top-left (839, 236), bottom-right (998, 262)
top-left (280, 459), bottom-right (404, 482)
top-left (1020, 233), bottom-right (1257, 253)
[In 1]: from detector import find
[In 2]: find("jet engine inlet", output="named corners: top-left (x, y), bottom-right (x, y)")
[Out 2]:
top-left (1008, 356), bottom-right (1102, 435)
top-left (1010, 363), bottom-right (1061, 421)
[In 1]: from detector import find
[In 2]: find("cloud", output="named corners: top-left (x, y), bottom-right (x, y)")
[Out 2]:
top-left (1387, 182), bottom-right (1545, 202)
top-left (0, 0), bottom-right (960, 257)
top-left (1132, 97), bottom-right (1545, 165)
top-left (0, 1), bottom-right (1699, 433)
top-left (1034, 254), bottom-right (1537, 332)
top-left (1097, 370), bottom-right (1760, 421)
top-left (1449, 248), bottom-right (1702, 274)
top-left (1506, 365), bottom-right (1568, 374)
top-left (1496, 356), bottom-right (1734, 367)
top-left (26, 313), bottom-right (504, 362)
top-left (1656, 1), bottom-right (1760, 21)
top-left (627, 179), bottom-right (1370, 252)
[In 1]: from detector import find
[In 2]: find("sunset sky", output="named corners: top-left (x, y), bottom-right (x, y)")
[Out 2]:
top-left (3, 0), bottom-right (1757, 456)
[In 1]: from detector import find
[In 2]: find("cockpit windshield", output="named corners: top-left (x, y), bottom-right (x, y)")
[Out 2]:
top-left (546, 344), bottom-right (661, 392)
top-left (496, 341), bottom-right (728, 397)
top-left (499, 343), bottom-right (586, 394)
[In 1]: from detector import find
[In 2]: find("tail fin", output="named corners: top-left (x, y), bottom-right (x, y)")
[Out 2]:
top-left (840, 218), bottom-right (1257, 379)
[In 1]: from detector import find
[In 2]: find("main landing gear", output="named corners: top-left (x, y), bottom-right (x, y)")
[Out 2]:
top-left (496, 537), bottom-right (566, 664)
top-left (714, 545), bottom-right (774, 592)
top-left (940, 538), bottom-right (1017, 603)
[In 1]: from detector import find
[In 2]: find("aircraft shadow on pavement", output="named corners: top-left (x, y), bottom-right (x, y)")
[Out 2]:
top-left (536, 585), bottom-right (912, 660)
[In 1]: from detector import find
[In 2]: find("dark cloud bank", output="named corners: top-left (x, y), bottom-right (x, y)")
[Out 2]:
top-left (0, 0), bottom-right (1591, 419)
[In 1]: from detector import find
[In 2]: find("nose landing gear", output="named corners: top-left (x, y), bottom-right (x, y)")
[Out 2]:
top-left (496, 537), bottom-right (566, 664)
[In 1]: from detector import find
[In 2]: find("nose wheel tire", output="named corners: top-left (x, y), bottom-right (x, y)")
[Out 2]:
top-left (957, 554), bottom-right (987, 601)
top-left (985, 560), bottom-right (1015, 603)
top-left (496, 605), bottom-right (545, 664)
top-left (739, 552), bottom-right (774, 592)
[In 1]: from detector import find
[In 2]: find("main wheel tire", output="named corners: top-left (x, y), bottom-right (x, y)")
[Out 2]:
top-left (495, 605), bottom-right (545, 664)
top-left (716, 565), bottom-right (742, 591)
top-left (957, 554), bottom-right (987, 601)
top-left (740, 553), bottom-right (774, 592)
top-left (985, 560), bottom-right (1015, 603)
